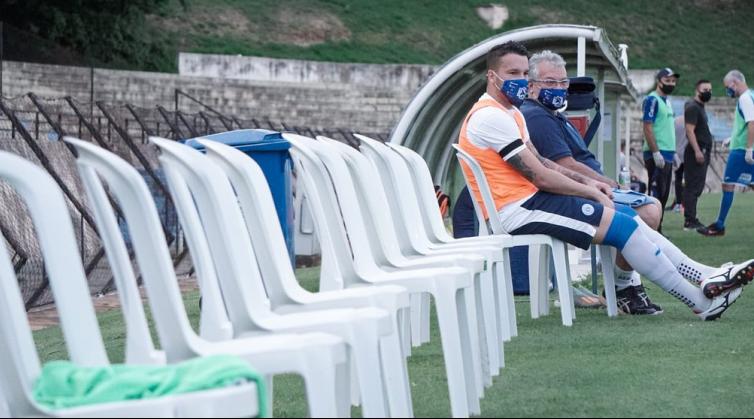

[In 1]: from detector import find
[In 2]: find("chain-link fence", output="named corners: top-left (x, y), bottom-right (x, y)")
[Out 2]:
top-left (0, 90), bottom-right (387, 310)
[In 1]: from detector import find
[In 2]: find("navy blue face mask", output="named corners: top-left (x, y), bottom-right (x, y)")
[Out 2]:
top-left (538, 88), bottom-right (568, 110)
top-left (726, 87), bottom-right (737, 98)
top-left (494, 73), bottom-right (528, 107)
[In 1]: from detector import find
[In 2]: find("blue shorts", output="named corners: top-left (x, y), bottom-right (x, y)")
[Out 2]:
top-left (498, 192), bottom-right (605, 250)
top-left (724, 149), bottom-right (754, 186)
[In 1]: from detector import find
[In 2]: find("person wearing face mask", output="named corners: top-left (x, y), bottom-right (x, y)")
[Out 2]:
top-left (520, 50), bottom-right (665, 315)
top-left (642, 68), bottom-right (679, 232)
top-left (700, 70), bottom-right (754, 237)
top-left (458, 43), bottom-right (754, 321)
top-left (681, 80), bottom-right (714, 232)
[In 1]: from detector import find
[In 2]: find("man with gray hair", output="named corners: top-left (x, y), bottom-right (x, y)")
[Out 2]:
top-left (700, 70), bottom-right (754, 236)
top-left (521, 50), bottom-right (666, 315)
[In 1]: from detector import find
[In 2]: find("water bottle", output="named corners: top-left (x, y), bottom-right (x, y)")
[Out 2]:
top-left (619, 168), bottom-right (631, 191)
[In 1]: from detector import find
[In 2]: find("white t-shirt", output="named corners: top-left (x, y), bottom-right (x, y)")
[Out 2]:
top-left (739, 91), bottom-right (754, 122)
top-left (466, 93), bottom-right (529, 161)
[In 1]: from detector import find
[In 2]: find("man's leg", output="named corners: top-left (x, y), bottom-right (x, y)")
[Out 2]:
top-left (595, 207), bottom-right (753, 320)
top-left (673, 163), bottom-right (685, 209)
top-left (704, 150), bottom-right (748, 236)
top-left (594, 207), bottom-right (711, 311)
top-left (645, 158), bottom-right (658, 198)
top-left (682, 146), bottom-right (708, 225)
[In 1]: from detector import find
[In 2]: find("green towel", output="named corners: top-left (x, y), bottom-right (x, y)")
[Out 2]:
top-left (33, 355), bottom-right (267, 417)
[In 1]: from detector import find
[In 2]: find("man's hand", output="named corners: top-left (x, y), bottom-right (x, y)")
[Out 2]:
top-left (746, 148), bottom-right (754, 165)
top-left (652, 151), bottom-right (666, 169)
top-left (590, 188), bottom-right (615, 209)
top-left (588, 180), bottom-right (614, 200)
top-left (695, 149), bottom-right (706, 165)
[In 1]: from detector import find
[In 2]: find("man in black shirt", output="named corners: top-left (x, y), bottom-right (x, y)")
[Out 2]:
top-left (683, 80), bottom-right (714, 231)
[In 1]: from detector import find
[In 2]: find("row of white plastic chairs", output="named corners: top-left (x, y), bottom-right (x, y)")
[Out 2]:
top-left (0, 130), bottom-right (601, 418)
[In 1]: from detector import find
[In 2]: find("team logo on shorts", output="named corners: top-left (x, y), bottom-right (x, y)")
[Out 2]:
top-left (582, 204), bottom-right (595, 217)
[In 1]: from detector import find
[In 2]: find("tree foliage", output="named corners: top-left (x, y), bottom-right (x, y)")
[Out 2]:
top-left (0, 0), bottom-right (179, 70)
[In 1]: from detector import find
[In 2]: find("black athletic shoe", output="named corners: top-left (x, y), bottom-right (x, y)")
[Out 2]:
top-left (605, 285), bottom-right (661, 315)
top-left (700, 260), bottom-right (754, 299)
top-left (698, 223), bottom-right (725, 237)
top-left (633, 284), bottom-right (663, 314)
top-left (684, 219), bottom-right (706, 232)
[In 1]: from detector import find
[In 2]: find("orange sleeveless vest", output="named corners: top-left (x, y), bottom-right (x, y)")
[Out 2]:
top-left (458, 97), bottom-right (538, 220)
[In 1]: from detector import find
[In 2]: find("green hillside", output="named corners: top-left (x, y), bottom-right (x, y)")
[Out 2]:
top-left (4, 0), bottom-right (754, 95)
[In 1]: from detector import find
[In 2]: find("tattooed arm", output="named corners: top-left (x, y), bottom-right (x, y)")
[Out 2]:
top-left (526, 142), bottom-right (614, 199)
top-left (506, 146), bottom-right (614, 209)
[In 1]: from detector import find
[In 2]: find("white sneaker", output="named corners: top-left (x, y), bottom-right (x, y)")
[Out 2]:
top-left (696, 287), bottom-right (743, 321)
top-left (701, 260), bottom-right (754, 299)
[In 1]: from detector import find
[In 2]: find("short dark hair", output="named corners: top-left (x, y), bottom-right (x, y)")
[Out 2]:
top-left (696, 79), bottom-right (711, 88)
top-left (487, 41), bottom-right (530, 70)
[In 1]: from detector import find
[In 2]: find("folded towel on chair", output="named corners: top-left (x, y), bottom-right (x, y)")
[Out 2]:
top-left (33, 355), bottom-right (266, 416)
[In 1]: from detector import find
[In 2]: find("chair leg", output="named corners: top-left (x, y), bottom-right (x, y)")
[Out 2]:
top-left (600, 245), bottom-right (619, 317)
top-left (335, 361), bottom-right (352, 418)
top-left (552, 241), bottom-right (574, 327)
top-left (433, 288), bottom-right (471, 418)
top-left (409, 293), bottom-right (423, 348)
top-left (420, 293), bottom-right (431, 345)
top-left (459, 285), bottom-right (483, 415)
top-left (477, 269), bottom-right (500, 380)
top-left (379, 328), bottom-right (414, 418)
top-left (539, 245), bottom-right (551, 317)
top-left (493, 262), bottom-right (510, 343)
top-left (302, 354), bottom-right (342, 418)
top-left (503, 252), bottom-right (518, 338)
top-left (528, 245), bottom-right (542, 319)
top-left (350, 332), bottom-right (389, 418)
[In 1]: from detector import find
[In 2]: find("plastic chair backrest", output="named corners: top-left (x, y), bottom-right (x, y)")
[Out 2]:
top-left (150, 137), bottom-right (272, 333)
top-left (316, 137), bottom-right (414, 266)
top-left (148, 150), bottom-right (234, 342)
top-left (196, 139), bottom-right (308, 306)
top-left (386, 143), bottom-right (455, 243)
top-left (356, 135), bottom-right (434, 253)
top-left (451, 144), bottom-right (504, 234)
top-left (285, 134), bottom-right (383, 279)
top-left (63, 137), bottom-right (202, 362)
top-left (285, 135), bottom-right (357, 290)
top-left (0, 150), bottom-right (109, 415)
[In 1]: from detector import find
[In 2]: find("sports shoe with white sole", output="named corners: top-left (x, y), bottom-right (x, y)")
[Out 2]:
top-left (700, 260), bottom-right (754, 299)
top-left (696, 287), bottom-right (743, 321)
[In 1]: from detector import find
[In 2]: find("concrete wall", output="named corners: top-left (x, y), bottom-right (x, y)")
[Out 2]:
top-left (1, 58), bottom-right (434, 134)
top-left (178, 53), bottom-right (436, 90)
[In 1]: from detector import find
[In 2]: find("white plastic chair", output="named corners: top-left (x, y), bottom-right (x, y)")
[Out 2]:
top-left (149, 136), bottom-right (413, 418)
top-left (378, 141), bottom-right (520, 343)
top-left (353, 135), bottom-right (513, 366)
top-left (64, 137), bottom-right (350, 418)
top-left (453, 143), bottom-right (618, 319)
top-left (318, 136), bottom-right (505, 384)
top-left (195, 138), bottom-right (415, 417)
top-left (0, 150), bottom-right (260, 418)
top-left (286, 133), bottom-right (482, 418)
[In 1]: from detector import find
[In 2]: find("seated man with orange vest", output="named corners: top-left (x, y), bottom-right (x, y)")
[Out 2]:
top-left (458, 41), bottom-right (754, 320)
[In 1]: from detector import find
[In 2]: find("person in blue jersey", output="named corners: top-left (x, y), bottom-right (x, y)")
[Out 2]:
top-left (700, 70), bottom-right (754, 237)
top-left (643, 68), bottom-right (679, 232)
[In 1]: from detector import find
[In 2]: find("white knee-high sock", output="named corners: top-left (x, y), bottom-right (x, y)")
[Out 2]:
top-left (613, 266), bottom-right (638, 291)
top-left (635, 217), bottom-right (716, 284)
top-left (620, 228), bottom-right (710, 311)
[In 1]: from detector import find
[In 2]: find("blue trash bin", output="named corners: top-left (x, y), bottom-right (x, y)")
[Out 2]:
top-left (185, 129), bottom-right (295, 265)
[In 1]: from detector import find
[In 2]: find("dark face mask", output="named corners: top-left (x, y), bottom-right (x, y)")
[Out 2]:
top-left (660, 83), bottom-right (675, 95)
top-left (699, 91), bottom-right (712, 102)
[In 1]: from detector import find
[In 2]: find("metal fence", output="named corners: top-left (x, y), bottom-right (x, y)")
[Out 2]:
top-left (0, 90), bottom-right (387, 309)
